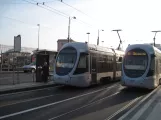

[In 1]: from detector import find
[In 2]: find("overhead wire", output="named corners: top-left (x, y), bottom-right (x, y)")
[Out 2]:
top-left (5, 0), bottom-right (100, 30)
top-left (42, 0), bottom-right (94, 19)
top-left (23, 0), bottom-right (99, 30)
top-left (0, 16), bottom-right (35, 26)
top-left (30, 0), bottom-right (69, 17)
top-left (22, 0), bottom-right (69, 18)
top-left (39, 1), bottom-right (97, 29)
top-left (59, 1), bottom-right (93, 19)
top-left (0, 16), bottom-right (53, 29)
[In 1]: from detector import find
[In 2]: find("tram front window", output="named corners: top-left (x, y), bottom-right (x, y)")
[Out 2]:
top-left (123, 49), bottom-right (148, 78)
top-left (56, 47), bottom-right (77, 76)
top-left (74, 53), bottom-right (88, 74)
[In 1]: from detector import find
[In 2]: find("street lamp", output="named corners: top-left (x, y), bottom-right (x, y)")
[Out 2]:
top-left (102, 41), bottom-right (104, 46)
top-left (97, 29), bottom-right (104, 45)
top-left (86, 32), bottom-right (90, 43)
top-left (151, 30), bottom-right (161, 47)
top-left (37, 24), bottom-right (40, 50)
top-left (68, 16), bottom-right (76, 43)
top-left (112, 29), bottom-right (122, 50)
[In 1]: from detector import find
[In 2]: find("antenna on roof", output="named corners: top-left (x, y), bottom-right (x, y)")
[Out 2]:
top-left (151, 30), bottom-right (161, 47)
top-left (112, 29), bottom-right (122, 50)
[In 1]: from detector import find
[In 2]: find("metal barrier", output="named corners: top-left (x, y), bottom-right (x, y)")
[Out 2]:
top-left (0, 67), bottom-right (53, 86)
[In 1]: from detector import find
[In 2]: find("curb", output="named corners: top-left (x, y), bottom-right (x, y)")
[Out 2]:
top-left (0, 83), bottom-right (58, 95)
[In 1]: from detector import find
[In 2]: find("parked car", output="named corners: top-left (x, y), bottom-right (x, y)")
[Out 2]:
top-left (22, 62), bottom-right (36, 73)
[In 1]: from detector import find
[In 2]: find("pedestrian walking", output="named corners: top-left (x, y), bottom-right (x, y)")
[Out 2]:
top-left (42, 62), bottom-right (49, 83)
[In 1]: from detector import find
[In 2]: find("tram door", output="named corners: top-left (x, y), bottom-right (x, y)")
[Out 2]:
top-left (91, 55), bottom-right (97, 84)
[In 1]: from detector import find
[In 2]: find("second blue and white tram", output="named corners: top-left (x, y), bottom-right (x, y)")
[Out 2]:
top-left (121, 44), bottom-right (161, 89)
top-left (53, 42), bottom-right (124, 87)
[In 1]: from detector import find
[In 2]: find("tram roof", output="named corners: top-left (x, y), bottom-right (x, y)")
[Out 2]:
top-left (126, 44), bottom-right (161, 54)
top-left (62, 42), bottom-right (124, 55)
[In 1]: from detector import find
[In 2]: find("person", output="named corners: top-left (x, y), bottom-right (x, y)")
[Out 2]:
top-left (42, 62), bottom-right (49, 83)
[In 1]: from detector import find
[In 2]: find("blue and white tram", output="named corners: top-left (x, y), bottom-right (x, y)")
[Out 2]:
top-left (53, 42), bottom-right (124, 87)
top-left (121, 44), bottom-right (161, 89)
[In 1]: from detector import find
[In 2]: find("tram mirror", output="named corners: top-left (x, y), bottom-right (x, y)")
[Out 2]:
top-left (81, 52), bottom-right (89, 55)
top-left (151, 54), bottom-right (156, 58)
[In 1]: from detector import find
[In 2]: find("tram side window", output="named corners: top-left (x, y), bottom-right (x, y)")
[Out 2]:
top-left (74, 54), bottom-right (88, 74)
top-left (116, 62), bottom-right (122, 71)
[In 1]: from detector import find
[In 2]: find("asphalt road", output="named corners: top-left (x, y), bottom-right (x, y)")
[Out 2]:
top-left (0, 82), bottom-right (155, 120)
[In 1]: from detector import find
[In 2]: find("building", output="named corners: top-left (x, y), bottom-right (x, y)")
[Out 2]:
top-left (0, 44), bottom-right (36, 71)
top-left (57, 39), bottom-right (75, 51)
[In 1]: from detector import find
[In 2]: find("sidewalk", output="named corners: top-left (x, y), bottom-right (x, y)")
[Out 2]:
top-left (119, 86), bottom-right (161, 120)
top-left (0, 81), bottom-right (57, 95)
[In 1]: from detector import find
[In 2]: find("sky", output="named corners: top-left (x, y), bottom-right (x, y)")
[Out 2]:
top-left (1, 0), bottom-right (161, 51)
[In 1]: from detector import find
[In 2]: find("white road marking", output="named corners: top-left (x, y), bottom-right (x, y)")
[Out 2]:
top-left (130, 96), bottom-right (156, 120)
top-left (118, 86), bottom-right (160, 120)
top-left (0, 94), bottom-right (63, 108)
top-left (48, 92), bottom-right (120, 120)
top-left (105, 96), bottom-right (142, 120)
top-left (0, 85), bottom-right (63, 97)
top-left (0, 77), bottom-right (12, 80)
top-left (0, 84), bottom-right (119, 119)
top-left (88, 85), bottom-right (123, 103)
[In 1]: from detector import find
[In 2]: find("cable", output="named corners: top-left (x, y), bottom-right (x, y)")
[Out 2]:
top-left (61, 2), bottom-right (94, 19)
top-left (1, 3), bottom-right (31, 4)
top-left (31, 0), bottom-right (69, 16)
top-left (43, 0), bottom-right (98, 29)
top-left (22, 0), bottom-right (68, 18)
top-left (31, 0), bottom-right (68, 17)
top-left (0, 16), bottom-right (35, 26)
top-left (76, 19), bottom-right (96, 29)
top-left (43, 0), bottom-right (93, 19)
top-left (0, 16), bottom-right (53, 29)
top-left (23, 0), bottom-right (97, 29)
top-left (41, 2), bottom-right (97, 28)
top-left (42, 4), bottom-right (69, 17)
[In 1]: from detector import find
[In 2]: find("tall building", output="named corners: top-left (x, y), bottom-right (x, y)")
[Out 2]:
top-left (57, 39), bottom-right (75, 51)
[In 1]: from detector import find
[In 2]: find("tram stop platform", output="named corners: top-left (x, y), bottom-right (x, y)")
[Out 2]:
top-left (119, 86), bottom-right (161, 120)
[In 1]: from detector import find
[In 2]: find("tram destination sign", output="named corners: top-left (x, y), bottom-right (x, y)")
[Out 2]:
top-left (127, 51), bottom-right (146, 56)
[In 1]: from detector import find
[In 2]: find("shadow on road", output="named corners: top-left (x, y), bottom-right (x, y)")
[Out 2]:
top-left (58, 86), bottom-right (152, 120)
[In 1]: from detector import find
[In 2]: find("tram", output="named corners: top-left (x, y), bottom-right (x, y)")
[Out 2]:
top-left (121, 44), bottom-right (161, 89)
top-left (53, 42), bottom-right (124, 87)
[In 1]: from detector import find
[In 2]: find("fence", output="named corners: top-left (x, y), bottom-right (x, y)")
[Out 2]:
top-left (0, 67), bottom-right (53, 86)
top-left (0, 44), bottom-right (56, 86)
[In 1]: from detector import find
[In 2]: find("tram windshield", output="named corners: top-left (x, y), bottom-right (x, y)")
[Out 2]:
top-left (123, 49), bottom-right (148, 78)
top-left (56, 47), bottom-right (77, 76)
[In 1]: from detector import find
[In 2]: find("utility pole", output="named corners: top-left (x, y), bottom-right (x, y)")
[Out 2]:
top-left (97, 29), bottom-right (104, 45)
top-left (68, 16), bottom-right (76, 43)
top-left (102, 41), bottom-right (104, 46)
top-left (151, 30), bottom-right (161, 47)
top-left (112, 29), bottom-right (122, 50)
top-left (86, 32), bottom-right (90, 43)
top-left (37, 24), bottom-right (40, 50)
top-left (0, 50), bottom-right (2, 72)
